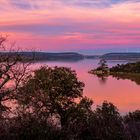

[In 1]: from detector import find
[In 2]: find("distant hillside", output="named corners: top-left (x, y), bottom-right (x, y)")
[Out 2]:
top-left (33, 52), bottom-right (85, 61)
top-left (0, 52), bottom-right (100, 62)
top-left (102, 53), bottom-right (140, 60)
top-left (85, 55), bottom-right (100, 59)
top-left (0, 52), bottom-right (84, 61)
top-left (2, 52), bottom-right (140, 61)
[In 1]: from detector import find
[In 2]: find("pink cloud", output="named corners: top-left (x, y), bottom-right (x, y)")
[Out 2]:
top-left (0, 0), bottom-right (140, 51)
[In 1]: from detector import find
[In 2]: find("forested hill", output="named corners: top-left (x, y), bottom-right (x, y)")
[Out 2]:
top-left (26, 52), bottom-right (85, 61)
top-left (1, 52), bottom-right (140, 61)
top-left (102, 53), bottom-right (140, 60)
top-left (0, 52), bottom-right (100, 61)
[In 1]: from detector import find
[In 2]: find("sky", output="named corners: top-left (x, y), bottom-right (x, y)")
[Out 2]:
top-left (0, 0), bottom-right (140, 53)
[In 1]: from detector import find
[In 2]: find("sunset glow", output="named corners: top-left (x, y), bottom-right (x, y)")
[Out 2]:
top-left (0, 0), bottom-right (140, 52)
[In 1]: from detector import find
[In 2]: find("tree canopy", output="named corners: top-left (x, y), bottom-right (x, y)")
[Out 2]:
top-left (17, 66), bottom-right (88, 127)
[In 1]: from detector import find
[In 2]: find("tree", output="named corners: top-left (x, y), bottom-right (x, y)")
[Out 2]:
top-left (17, 66), bottom-right (86, 128)
top-left (124, 110), bottom-right (140, 140)
top-left (97, 59), bottom-right (108, 73)
top-left (88, 101), bottom-right (125, 140)
top-left (61, 97), bottom-right (93, 140)
top-left (0, 36), bottom-right (31, 115)
top-left (5, 112), bottom-right (61, 140)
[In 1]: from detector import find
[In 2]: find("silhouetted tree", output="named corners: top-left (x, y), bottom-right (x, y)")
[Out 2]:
top-left (88, 101), bottom-right (125, 140)
top-left (0, 36), bottom-right (31, 116)
top-left (124, 110), bottom-right (140, 140)
top-left (110, 61), bottom-right (140, 73)
top-left (0, 37), bottom-right (140, 140)
top-left (61, 97), bottom-right (93, 140)
top-left (5, 112), bottom-right (61, 140)
top-left (97, 59), bottom-right (109, 73)
top-left (17, 66), bottom-right (86, 128)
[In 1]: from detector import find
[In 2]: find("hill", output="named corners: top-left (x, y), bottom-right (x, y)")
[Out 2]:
top-left (0, 52), bottom-right (100, 62)
top-left (102, 53), bottom-right (140, 60)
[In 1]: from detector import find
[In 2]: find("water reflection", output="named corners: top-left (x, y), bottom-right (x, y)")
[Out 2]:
top-left (111, 73), bottom-right (140, 85)
top-left (95, 74), bottom-right (108, 85)
top-left (29, 59), bottom-right (140, 113)
top-left (93, 73), bottom-right (140, 86)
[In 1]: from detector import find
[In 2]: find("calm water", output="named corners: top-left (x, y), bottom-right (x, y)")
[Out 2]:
top-left (31, 59), bottom-right (140, 114)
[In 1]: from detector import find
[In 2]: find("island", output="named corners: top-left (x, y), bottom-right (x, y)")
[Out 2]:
top-left (89, 59), bottom-right (140, 85)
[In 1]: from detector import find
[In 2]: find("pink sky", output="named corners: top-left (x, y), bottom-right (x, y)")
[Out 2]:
top-left (0, 0), bottom-right (140, 52)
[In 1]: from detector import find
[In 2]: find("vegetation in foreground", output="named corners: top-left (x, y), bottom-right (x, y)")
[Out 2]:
top-left (0, 37), bottom-right (140, 140)
top-left (0, 66), bottom-right (139, 140)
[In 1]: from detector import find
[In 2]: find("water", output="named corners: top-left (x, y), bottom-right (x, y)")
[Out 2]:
top-left (30, 59), bottom-right (140, 114)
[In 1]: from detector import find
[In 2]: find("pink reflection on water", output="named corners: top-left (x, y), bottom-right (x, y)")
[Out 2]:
top-left (30, 60), bottom-right (140, 114)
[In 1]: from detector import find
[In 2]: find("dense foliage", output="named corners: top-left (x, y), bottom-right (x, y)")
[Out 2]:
top-left (110, 61), bottom-right (140, 73)
top-left (91, 60), bottom-right (140, 75)
top-left (0, 38), bottom-right (140, 140)
top-left (17, 66), bottom-right (86, 128)
top-left (90, 60), bottom-right (140, 85)
top-left (0, 66), bottom-right (139, 140)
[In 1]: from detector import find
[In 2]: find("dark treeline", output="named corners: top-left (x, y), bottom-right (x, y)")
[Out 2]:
top-left (0, 37), bottom-right (140, 140)
top-left (0, 52), bottom-right (85, 62)
top-left (102, 53), bottom-right (140, 60)
top-left (0, 66), bottom-right (140, 140)
top-left (90, 59), bottom-right (140, 85)
top-left (110, 61), bottom-right (140, 74)
top-left (90, 59), bottom-right (140, 75)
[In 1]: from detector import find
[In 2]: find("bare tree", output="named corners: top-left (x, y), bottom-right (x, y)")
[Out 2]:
top-left (0, 36), bottom-right (32, 115)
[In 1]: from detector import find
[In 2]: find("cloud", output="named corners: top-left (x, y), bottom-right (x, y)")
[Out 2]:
top-left (0, 0), bottom-right (140, 50)
top-left (1, 0), bottom-right (140, 12)
top-left (10, 0), bottom-right (32, 10)
top-left (9, 0), bottom-right (140, 9)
